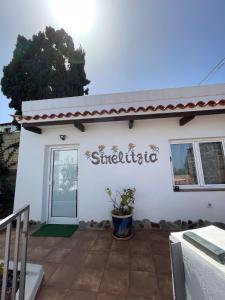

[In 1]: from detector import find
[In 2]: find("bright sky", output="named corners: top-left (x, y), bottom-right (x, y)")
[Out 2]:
top-left (1, 0), bottom-right (225, 122)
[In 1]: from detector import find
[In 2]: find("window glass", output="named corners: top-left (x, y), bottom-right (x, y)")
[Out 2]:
top-left (171, 143), bottom-right (198, 185)
top-left (51, 149), bottom-right (78, 218)
top-left (199, 142), bottom-right (225, 184)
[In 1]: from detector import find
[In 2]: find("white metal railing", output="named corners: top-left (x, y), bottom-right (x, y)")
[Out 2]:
top-left (0, 205), bottom-right (29, 300)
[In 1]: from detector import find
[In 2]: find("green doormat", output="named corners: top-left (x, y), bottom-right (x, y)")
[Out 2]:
top-left (31, 224), bottom-right (79, 237)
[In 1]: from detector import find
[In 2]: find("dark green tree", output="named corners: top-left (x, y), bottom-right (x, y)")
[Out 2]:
top-left (1, 26), bottom-right (90, 118)
top-left (0, 133), bottom-right (19, 217)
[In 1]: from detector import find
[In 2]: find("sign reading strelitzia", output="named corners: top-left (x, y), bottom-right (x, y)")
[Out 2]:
top-left (85, 143), bottom-right (159, 165)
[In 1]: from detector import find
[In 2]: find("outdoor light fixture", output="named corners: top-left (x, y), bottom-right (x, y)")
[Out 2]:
top-left (59, 134), bottom-right (66, 141)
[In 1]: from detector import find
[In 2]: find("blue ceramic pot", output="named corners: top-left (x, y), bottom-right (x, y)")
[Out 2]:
top-left (112, 213), bottom-right (133, 239)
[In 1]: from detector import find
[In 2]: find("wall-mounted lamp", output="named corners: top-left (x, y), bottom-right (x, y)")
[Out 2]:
top-left (59, 134), bottom-right (66, 141)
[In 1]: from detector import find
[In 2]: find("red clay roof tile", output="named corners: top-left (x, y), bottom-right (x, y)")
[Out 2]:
top-left (15, 99), bottom-right (225, 122)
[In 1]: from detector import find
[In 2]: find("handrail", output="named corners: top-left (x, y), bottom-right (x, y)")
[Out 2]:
top-left (0, 205), bottom-right (29, 228)
top-left (0, 205), bottom-right (30, 300)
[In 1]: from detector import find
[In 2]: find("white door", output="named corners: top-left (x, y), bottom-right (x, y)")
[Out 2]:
top-left (48, 147), bottom-right (78, 224)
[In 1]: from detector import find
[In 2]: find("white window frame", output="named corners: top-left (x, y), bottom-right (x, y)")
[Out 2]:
top-left (47, 144), bottom-right (80, 224)
top-left (169, 137), bottom-right (225, 190)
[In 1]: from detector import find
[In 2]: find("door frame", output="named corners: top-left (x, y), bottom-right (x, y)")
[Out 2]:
top-left (47, 145), bottom-right (79, 224)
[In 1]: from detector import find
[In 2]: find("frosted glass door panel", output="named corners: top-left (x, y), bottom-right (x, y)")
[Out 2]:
top-left (51, 149), bottom-right (78, 218)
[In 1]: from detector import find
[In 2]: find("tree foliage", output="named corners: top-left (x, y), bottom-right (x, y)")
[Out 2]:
top-left (0, 133), bottom-right (19, 179)
top-left (1, 26), bottom-right (90, 117)
top-left (0, 133), bottom-right (18, 217)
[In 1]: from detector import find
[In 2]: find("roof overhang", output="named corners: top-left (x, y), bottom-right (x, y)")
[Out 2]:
top-left (17, 103), bottom-right (225, 134)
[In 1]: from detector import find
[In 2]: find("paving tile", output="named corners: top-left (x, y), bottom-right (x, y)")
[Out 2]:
top-left (56, 237), bottom-right (79, 249)
top-left (9, 244), bottom-right (20, 260)
top-left (97, 230), bottom-right (112, 240)
top-left (131, 254), bottom-right (155, 273)
top-left (130, 240), bottom-right (151, 254)
top-left (126, 296), bottom-right (158, 300)
top-left (73, 230), bottom-right (98, 240)
top-left (158, 275), bottom-right (173, 300)
top-left (47, 264), bottom-right (76, 289)
top-left (0, 246), bottom-right (5, 258)
top-left (0, 228), bottom-right (174, 300)
top-left (0, 238), bottom-right (7, 245)
top-left (65, 289), bottom-right (97, 300)
top-left (92, 239), bottom-right (112, 251)
top-left (107, 252), bottom-right (130, 270)
top-left (153, 255), bottom-right (171, 276)
top-left (28, 237), bottom-right (45, 248)
top-left (97, 292), bottom-right (126, 300)
top-left (77, 238), bottom-right (96, 250)
top-left (63, 248), bottom-right (88, 266)
top-left (36, 285), bottom-right (67, 300)
top-left (45, 248), bottom-right (71, 263)
top-left (27, 246), bottom-right (52, 263)
top-left (0, 232), bottom-right (6, 244)
top-left (39, 237), bottom-right (63, 248)
top-left (111, 240), bottom-right (130, 253)
top-left (42, 262), bottom-right (59, 283)
top-left (84, 251), bottom-right (109, 271)
top-left (129, 271), bottom-right (159, 298)
top-left (71, 230), bottom-right (86, 239)
top-left (151, 240), bottom-right (170, 256)
top-left (100, 269), bottom-right (129, 295)
top-left (84, 230), bottom-right (99, 240)
top-left (133, 231), bottom-right (151, 240)
top-left (28, 236), bottom-right (63, 249)
top-left (149, 232), bottom-right (169, 243)
top-left (72, 268), bottom-right (103, 292)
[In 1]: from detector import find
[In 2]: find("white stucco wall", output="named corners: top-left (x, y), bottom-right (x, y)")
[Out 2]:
top-left (14, 114), bottom-right (225, 223)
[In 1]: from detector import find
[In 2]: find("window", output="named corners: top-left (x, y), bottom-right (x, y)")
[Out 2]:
top-left (170, 143), bottom-right (198, 185)
top-left (170, 139), bottom-right (225, 189)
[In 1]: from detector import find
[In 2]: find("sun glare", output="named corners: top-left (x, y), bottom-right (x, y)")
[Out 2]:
top-left (49, 0), bottom-right (96, 35)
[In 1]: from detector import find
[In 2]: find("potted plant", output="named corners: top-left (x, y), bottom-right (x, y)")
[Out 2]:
top-left (106, 187), bottom-right (136, 240)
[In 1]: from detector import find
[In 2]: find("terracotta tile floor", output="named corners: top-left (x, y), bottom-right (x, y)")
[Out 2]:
top-left (0, 228), bottom-right (173, 300)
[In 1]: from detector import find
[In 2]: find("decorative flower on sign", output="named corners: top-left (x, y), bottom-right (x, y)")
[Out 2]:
top-left (111, 145), bottom-right (119, 153)
top-left (98, 145), bottom-right (106, 154)
top-left (128, 143), bottom-right (136, 152)
top-left (149, 144), bottom-right (159, 153)
top-left (85, 150), bottom-right (91, 159)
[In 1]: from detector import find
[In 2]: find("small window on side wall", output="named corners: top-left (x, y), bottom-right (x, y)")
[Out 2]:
top-left (170, 139), bottom-right (225, 189)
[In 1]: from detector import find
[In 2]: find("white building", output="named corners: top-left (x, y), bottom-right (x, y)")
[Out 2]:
top-left (14, 83), bottom-right (225, 224)
top-left (0, 122), bottom-right (17, 133)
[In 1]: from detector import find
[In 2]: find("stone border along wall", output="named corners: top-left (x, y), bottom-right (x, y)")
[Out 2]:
top-left (78, 219), bottom-right (225, 231)
top-left (28, 219), bottom-right (225, 231)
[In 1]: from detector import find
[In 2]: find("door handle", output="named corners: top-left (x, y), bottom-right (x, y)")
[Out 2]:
top-left (75, 189), bottom-right (78, 218)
